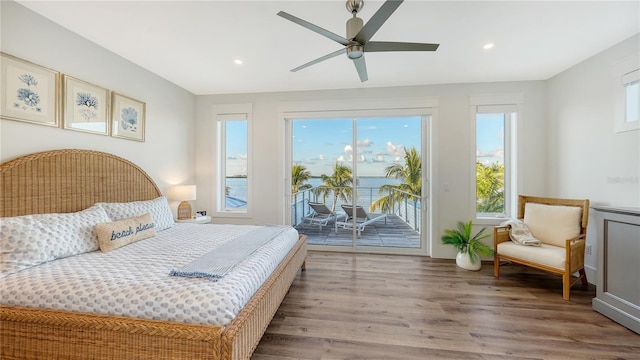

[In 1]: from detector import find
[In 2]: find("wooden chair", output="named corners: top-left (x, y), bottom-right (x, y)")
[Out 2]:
top-left (494, 195), bottom-right (590, 300)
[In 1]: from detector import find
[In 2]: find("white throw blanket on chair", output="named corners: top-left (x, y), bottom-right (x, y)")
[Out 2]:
top-left (500, 219), bottom-right (542, 246)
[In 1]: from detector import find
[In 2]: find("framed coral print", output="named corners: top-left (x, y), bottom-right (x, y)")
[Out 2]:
top-left (63, 75), bottom-right (109, 135)
top-left (0, 52), bottom-right (60, 127)
top-left (111, 92), bottom-right (145, 142)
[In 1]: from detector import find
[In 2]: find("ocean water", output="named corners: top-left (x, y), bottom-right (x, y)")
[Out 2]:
top-left (225, 177), bottom-right (403, 201)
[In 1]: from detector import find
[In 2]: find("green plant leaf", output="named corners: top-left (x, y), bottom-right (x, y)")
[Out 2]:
top-left (441, 220), bottom-right (495, 262)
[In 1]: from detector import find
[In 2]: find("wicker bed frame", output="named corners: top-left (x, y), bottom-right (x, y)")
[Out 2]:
top-left (0, 149), bottom-right (307, 360)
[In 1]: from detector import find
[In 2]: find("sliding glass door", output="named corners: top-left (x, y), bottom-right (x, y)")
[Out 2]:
top-left (291, 118), bottom-right (354, 248)
top-left (289, 114), bottom-right (427, 254)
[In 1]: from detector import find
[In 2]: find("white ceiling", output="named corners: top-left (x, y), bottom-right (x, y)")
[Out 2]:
top-left (17, 1), bottom-right (640, 95)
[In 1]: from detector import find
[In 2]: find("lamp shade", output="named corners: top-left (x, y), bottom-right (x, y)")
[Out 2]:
top-left (168, 185), bottom-right (196, 201)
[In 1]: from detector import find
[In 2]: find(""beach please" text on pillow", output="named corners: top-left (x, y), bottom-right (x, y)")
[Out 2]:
top-left (95, 213), bottom-right (156, 252)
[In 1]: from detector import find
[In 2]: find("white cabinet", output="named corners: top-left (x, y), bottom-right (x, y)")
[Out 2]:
top-left (592, 206), bottom-right (640, 334)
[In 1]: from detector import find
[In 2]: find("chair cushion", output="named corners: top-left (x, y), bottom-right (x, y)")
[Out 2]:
top-left (497, 241), bottom-right (565, 270)
top-left (524, 203), bottom-right (581, 247)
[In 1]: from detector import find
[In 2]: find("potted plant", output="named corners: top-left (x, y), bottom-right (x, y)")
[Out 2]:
top-left (442, 220), bottom-right (494, 271)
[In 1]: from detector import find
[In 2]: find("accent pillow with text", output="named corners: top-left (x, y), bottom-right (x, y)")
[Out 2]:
top-left (95, 213), bottom-right (156, 252)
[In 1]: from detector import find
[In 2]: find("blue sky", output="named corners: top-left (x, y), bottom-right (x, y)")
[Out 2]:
top-left (225, 115), bottom-right (505, 178)
top-left (292, 116), bottom-right (423, 177)
top-left (291, 115), bottom-right (505, 176)
top-left (476, 113), bottom-right (505, 165)
top-left (225, 120), bottom-right (248, 176)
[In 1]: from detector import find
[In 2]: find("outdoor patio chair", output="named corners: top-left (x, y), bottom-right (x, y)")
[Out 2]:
top-left (339, 205), bottom-right (387, 236)
top-left (302, 202), bottom-right (344, 230)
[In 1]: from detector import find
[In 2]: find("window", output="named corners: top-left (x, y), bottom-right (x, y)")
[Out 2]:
top-left (215, 104), bottom-right (252, 216)
top-left (473, 103), bottom-right (518, 219)
top-left (614, 52), bottom-right (639, 133)
top-left (624, 70), bottom-right (639, 124)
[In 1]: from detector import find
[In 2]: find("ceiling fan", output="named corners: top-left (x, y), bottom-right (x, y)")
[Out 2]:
top-left (277, 0), bottom-right (439, 82)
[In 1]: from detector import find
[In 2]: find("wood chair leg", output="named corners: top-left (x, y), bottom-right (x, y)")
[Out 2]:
top-left (579, 268), bottom-right (588, 286)
top-left (562, 273), bottom-right (571, 300)
top-left (494, 257), bottom-right (500, 278)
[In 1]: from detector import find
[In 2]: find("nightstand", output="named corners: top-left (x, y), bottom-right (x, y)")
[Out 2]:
top-left (176, 216), bottom-right (211, 224)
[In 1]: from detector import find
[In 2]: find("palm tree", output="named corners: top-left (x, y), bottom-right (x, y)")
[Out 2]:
top-left (315, 162), bottom-right (353, 212)
top-left (369, 147), bottom-right (421, 213)
top-left (291, 164), bottom-right (312, 193)
top-left (476, 161), bottom-right (504, 213)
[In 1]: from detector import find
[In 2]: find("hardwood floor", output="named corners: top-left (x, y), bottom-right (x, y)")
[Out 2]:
top-left (254, 251), bottom-right (639, 360)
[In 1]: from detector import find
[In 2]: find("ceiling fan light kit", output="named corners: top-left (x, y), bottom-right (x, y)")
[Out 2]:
top-left (277, 0), bottom-right (439, 82)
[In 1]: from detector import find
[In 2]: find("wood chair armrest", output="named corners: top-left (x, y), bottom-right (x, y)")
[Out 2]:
top-left (494, 225), bottom-right (511, 249)
top-left (569, 233), bottom-right (586, 242)
top-left (566, 235), bottom-right (586, 272)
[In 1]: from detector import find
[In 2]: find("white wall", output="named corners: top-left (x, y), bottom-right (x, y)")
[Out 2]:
top-left (547, 33), bottom-right (640, 282)
top-left (0, 1), bottom-right (196, 195)
top-left (10, 0), bottom-right (628, 266)
top-left (196, 81), bottom-right (548, 258)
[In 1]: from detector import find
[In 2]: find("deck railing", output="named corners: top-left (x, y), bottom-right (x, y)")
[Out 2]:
top-left (292, 186), bottom-right (421, 233)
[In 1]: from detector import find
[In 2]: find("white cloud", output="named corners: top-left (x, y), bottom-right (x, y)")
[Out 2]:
top-left (386, 141), bottom-right (405, 157)
top-left (373, 154), bottom-right (385, 162)
top-left (476, 148), bottom-right (504, 160)
top-left (357, 138), bottom-right (373, 147)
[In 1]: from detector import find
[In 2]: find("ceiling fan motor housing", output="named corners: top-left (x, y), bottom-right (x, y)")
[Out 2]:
top-left (346, 16), bottom-right (364, 40)
top-left (346, 16), bottom-right (364, 59)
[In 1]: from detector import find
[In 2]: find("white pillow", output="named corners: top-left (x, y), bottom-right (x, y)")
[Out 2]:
top-left (0, 204), bottom-right (111, 277)
top-left (97, 196), bottom-right (174, 231)
top-left (524, 203), bottom-right (582, 248)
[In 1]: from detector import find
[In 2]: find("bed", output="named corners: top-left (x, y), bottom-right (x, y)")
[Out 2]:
top-left (0, 149), bottom-right (307, 360)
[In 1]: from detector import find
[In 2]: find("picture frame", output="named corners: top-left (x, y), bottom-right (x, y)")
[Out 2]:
top-left (63, 75), bottom-right (110, 135)
top-left (0, 52), bottom-right (60, 127)
top-left (111, 92), bottom-right (145, 142)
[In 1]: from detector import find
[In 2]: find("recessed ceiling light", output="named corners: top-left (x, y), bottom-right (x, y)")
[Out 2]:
top-left (483, 43), bottom-right (495, 50)
top-left (233, 59), bottom-right (243, 65)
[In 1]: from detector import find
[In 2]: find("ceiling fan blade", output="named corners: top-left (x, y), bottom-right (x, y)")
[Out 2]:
top-left (353, 56), bottom-right (368, 82)
top-left (277, 11), bottom-right (350, 46)
top-left (366, 41), bottom-right (439, 52)
top-left (291, 48), bottom-right (347, 72)
top-left (354, 0), bottom-right (403, 45)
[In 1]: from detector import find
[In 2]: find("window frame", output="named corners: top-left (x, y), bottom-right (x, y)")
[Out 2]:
top-left (470, 94), bottom-right (522, 224)
top-left (613, 52), bottom-right (640, 133)
top-left (213, 103), bottom-right (253, 218)
top-left (280, 97), bottom-right (438, 256)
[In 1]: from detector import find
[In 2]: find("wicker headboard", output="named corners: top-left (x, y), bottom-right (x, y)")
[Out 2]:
top-left (0, 149), bottom-right (162, 217)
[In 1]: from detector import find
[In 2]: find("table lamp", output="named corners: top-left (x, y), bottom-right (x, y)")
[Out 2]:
top-left (169, 185), bottom-right (196, 220)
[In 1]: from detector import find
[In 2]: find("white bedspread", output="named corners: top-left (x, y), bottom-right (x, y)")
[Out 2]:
top-left (0, 223), bottom-right (299, 326)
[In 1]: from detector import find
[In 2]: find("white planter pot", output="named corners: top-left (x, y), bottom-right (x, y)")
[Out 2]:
top-left (456, 251), bottom-right (481, 271)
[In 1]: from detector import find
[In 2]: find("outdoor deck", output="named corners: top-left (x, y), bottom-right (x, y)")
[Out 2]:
top-left (295, 214), bottom-right (420, 248)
